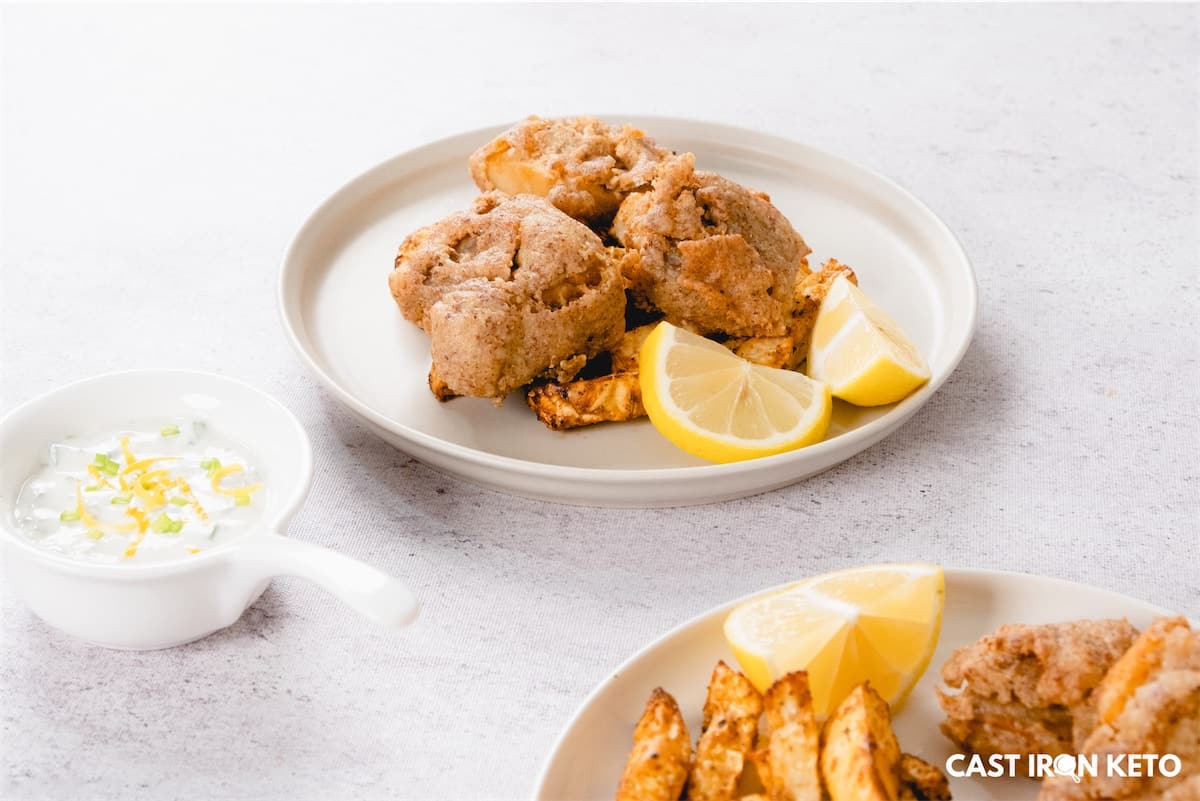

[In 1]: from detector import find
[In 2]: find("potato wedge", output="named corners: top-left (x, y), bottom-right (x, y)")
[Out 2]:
top-left (898, 754), bottom-right (951, 801)
top-left (760, 672), bottom-right (821, 801)
top-left (527, 373), bottom-right (644, 430)
top-left (615, 688), bottom-right (693, 801)
top-left (819, 683), bottom-right (902, 801)
top-left (688, 661), bottom-right (765, 801)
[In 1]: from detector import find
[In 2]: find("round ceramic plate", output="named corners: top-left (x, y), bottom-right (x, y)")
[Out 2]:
top-left (279, 117), bottom-right (977, 506)
top-left (533, 568), bottom-right (1171, 800)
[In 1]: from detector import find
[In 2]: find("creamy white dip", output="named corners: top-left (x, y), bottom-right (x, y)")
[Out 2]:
top-left (13, 419), bottom-right (265, 564)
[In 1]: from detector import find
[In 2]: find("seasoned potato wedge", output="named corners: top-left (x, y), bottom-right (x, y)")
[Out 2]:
top-left (615, 688), bottom-right (692, 801)
top-left (898, 753), bottom-right (952, 801)
top-left (820, 683), bottom-right (902, 801)
top-left (760, 672), bottom-right (821, 801)
top-left (688, 661), bottom-right (765, 801)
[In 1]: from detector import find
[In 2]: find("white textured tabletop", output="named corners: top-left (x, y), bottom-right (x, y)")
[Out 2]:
top-left (2, 4), bottom-right (1197, 800)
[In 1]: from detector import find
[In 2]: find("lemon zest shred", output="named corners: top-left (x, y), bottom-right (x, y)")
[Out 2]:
top-left (119, 457), bottom-right (180, 490)
top-left (210, 464), bottom-right (262, 498)
top-left (119, 436), bottom-right (137, 466)
top-left (86, 464), bottom-right (115, 488)
top-left (176, 478), bottom-right (209, 523)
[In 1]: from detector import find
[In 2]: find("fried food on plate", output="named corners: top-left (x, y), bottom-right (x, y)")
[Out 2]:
top-left (820, 683), bottom-right (904, 801)
top-left (388, 192), bottom-right (625, 400)
top-left (789, 258), bottom-right (857, 367)
top-left (527, 372), bottom-right (644, 431)
top-left (613, 153), bottom-right (811, 338)
top-left (756, 671), bottom-right (821, 801)
top-left (899, 754), bottom-right (953, 801)
top-left (615, 687), bottom-right (693, 801)
top-left (1039, 617), bottom-right (1200, 801)
top-left (938, 619), bottom-right (1138, 768)
top-left (469, 116), bottom-right (667, 225)
top-left (688, 661), bottom-right (764, 801)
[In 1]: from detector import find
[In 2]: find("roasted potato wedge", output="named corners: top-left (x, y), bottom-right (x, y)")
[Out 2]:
top-left (688, 661), bottom-right (765, 801)
top-left (819, 683), bottom-right (902, 801)
top-left (527, 373), bottom-right (644, 430)
top-left (615, 688), bottom-right (693, 801)
top-left (760, 672), bottom-right (821, 801)
top-left (898, 754), bottom-right (951, 801)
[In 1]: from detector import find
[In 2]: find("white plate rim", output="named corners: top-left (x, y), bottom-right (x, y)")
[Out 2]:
top-left (277, 116), bottom-right (979, 484)
top-left (530, 566), bottom-right (1176, 799)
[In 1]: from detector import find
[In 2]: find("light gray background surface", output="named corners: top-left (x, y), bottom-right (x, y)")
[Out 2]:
top-left (2, 4), bottom-right (1197, 800)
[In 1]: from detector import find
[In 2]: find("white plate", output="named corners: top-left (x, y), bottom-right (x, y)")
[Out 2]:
top-left (279, 117), bottom-right (977, 506)
top-left (533, 568), bottom-right (1171, 801)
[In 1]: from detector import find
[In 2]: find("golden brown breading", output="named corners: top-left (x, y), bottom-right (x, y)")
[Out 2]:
top-left (789, 258), bottom-right (858, 367)
top-left (688, 661), bottom-right (765, 801)
top-left (470, 116), bottom-right (668, 225)
top-left (612, 324), bottom-right (658, 373)
top-left (820, 683), bottom-right (903, 801)
top-left (527, 373), bottom-right (644, 430)
top-left (898, 754), bottom-right (952, 801)
top-left (728, 336), bottom-right (795, 370)
top-left (388, 192), bottom-right (625, 400)
top-left (1039, 618), bottom-right (1200, 801)
top-left (613, 154), bottom-right (811, 338)
top-left (615, 688), bottom-right (693, 801)
top-left (938, 619), bottom-right (1139, 768)
top-left (759, 672), bottom-right (821, 801)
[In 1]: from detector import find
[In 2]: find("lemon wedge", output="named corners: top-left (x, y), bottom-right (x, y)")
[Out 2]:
top-left (639, 321), bottom-right (832, 463)
top-left (806, 276), bottom-right (930, 406)
top-left (723, 563), bottom-right (945, 717)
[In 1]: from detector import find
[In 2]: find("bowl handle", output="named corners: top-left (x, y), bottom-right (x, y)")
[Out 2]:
top-left (233, 531), bottom-right (419, 628)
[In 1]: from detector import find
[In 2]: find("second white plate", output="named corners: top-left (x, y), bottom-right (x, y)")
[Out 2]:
top-left (279, 117), bottom-right (977, 506)
top-left (533, 568), bottom-right (1170, 800)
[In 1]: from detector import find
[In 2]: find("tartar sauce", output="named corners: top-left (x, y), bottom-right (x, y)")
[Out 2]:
top-left (13, 420), bottom-right (265, 564)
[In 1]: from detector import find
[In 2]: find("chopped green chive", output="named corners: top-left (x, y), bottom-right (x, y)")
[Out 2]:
top-left (110, 494), bottom-right (132, 505)
top-left (151, 513), bottom-right (174, 534)
top-left (168, 520), bottom-right (184, 534)
top-left (170, 496), bottom-right (190, 506)
top-left (200, 457), bottom-right (221, 476)
top-left (160, 425), bottom-right (180, 437)
top-left (93, 453), bottom-right (120, 476)
top-left (234, 495), bottom-right (251, 507)
top-left (84, 484), bottom-right (102, 492)
top-left (85, 530), bottom-right (104, 540)
top-left (60, 510), bottom-right (80, 522)
top-left (93, 454), bottom-right (108, 467)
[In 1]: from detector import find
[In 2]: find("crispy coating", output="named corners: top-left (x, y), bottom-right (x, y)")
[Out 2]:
top-left (1039, 617), bottom-right (1200, 801)
top-left (820, 683), bottom-right (903, 801)
top-left (613, 154), bottom-right (811, 338)
top-left (790, 259), bottom-right (858, 366)
top-left (527, 373), bottom-right (644, 430)
top-left (758, 672), bottom-right (821, 801)
top-left (388, 192), bottom-right (625, 400)
top-left (727, 336), bottom-right (795, 370)
top-left (898, 754), bottom-right (952, 801)
top-left (615, 688), bottom-right (693, 801)
top-left (470, 116), bottom-right (668, 224)
top-left (612, 324), bottom-right (657, 373)
top-left (688, 661), bottom-right (765, 801)
top-left (938, 619), bottom-right (1138, 768)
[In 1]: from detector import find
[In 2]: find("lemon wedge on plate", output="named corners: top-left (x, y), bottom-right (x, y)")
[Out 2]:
top-left (639, 322), bottom-right (832, 464)
top-left (807, 275), bottom-right (930, 406)
top-left (723, 563), bottom-right (945, 717)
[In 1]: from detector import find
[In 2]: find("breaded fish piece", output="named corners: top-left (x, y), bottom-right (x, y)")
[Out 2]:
top-left (758, 672), bottom-right (821, 801)
top-left (790, 259), bottom-right (858, 367)
top-left (820, 683), bottom-right (903, 801)
top-left (938, 620), bottom-right (1139, 769)
top-left (613, 154), bottom-right (811, 338)
top-left (388, 192), bottom-right (625, 400)
top-left (688, 661), bottom-right (764, 801)
top-left (1039, 617), bottom-right (1200, 801)
top-left (615, 688), bottom-right (693, 801)
top-left (470, 116), bottom-right (667, 225)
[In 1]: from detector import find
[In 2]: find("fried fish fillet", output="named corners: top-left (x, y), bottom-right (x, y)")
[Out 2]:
top-left (615, 688), bottom-right (693, 801)
top-left (1039, 617), bottom-right (1200, 801)
top-left (688, 661), bottom-right (764, 801)
top-left (790, 258), bottom-right (858, 366)
top-left (388, 192), bottom-right (625, 400)
top-left (613, 153), bottom-right (811, 338)
top-left (938, 619), bottom-right (1139, 770)
top-left (820, 683), bottom-right (904, 801)
top-left (469, 116), bottom-right (668, 225)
